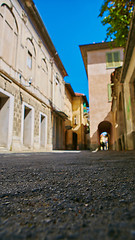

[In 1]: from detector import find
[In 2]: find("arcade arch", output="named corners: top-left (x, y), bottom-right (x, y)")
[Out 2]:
top-left (0, 2), bottom-right (18, 68)
top-left (98, 121), bottom-right (113, 150)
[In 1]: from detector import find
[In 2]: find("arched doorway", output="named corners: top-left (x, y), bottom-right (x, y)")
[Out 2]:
top-left (73, 132), bottom-right (77, 150)
top-left (98, 121), bottom-right (112, 150)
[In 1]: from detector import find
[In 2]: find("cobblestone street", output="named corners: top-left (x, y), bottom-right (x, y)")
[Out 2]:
top-left (0, 150), bottom-right (135, 240)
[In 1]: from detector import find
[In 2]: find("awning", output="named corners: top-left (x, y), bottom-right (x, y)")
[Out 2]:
top-left (65, 125), bottom-right (72, 130)
top-left (53, 109), bottom-right (68, 119)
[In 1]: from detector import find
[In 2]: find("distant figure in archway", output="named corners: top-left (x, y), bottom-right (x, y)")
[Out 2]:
top-left (100, 132), bottom-right (108, 150)
top-left (98, 121), bottom-right (112, 150)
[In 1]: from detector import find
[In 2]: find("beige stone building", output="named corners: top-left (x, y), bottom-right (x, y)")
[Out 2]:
top-left (64, 83), bottom-right (74, 150)
top-left (0, 0), bottom-right (67, 151)
top-left (121, 8), bottom-right (135, 150)
top-left (111, 67), bottom-right (126, 150)
top-left (72, 93), bottom-right (89, 150)
top-left (80, 42), bottom-right (124, 150)
top-left (64, 83), bottom-right (90, 150)
top-left (111, 8), bottom-right (135, 151)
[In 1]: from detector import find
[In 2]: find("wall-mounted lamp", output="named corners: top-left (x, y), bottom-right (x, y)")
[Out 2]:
top-left (28, 77), bottom-right (32, 86)
top-left (19, 74), bottom-right (32, 87)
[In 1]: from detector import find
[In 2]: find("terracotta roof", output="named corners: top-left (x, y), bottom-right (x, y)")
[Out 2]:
top-left (79, 41), bottom-right (122, 77)
top-left (74, 92), bottom-right (89, 107)
top-left (75, 92), bottom-right (84, 96)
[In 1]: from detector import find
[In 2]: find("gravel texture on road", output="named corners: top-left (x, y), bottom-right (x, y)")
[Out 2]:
top-left (0, 150), bottom-right (135, 240)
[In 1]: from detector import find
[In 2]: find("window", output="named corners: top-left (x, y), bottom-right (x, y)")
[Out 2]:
top-left (21, 102), bottom-right (34, 147)
top-left (74, 115), bottom-right (78, 125)
top-left (107, 83), bottom-right (112, 102)
top-left (55, 73), bottom-right (59, 85)
top-left (39, 113), bottom-right (47, 147)
top-left (0, 88), bottom-right (14, 149)
top-left (27, 51), bottom-right (32, 69)
top-left (41, 58), bottom-right (48, 72)
top-left (106, 51), bottom-right (121, 68)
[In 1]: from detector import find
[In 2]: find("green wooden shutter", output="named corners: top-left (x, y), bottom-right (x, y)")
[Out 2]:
top-left (106, 52), bottom-right (113, 68)
top-left (106, 51), bottom-right (121, 68)
top-left (113, 51), bottom-right (120, 67)
top-left (83, 102), bottom-right (87, 113)
top-left (108, 83), bottom-right (112, 102)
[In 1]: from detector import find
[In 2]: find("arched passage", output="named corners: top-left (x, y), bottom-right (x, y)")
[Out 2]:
top-left (98, 121), bottom-right (113, 150)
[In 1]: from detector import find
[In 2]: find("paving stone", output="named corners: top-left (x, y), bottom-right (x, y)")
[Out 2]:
top-left (0, 150), bottom-right (135, 239)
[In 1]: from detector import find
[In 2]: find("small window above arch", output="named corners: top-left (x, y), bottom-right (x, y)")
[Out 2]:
top-left (41, 58), bottom-right (48, 72)
top-left (26, 38), bottom-right (36, 57)
top-left (27, 50), bottom-right (32, 69)
top-left (55, 73), bottom-right (59, 85)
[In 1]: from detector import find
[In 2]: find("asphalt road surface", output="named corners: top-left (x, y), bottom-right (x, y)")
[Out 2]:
top-left (0, 150), bottom-right (135, 240)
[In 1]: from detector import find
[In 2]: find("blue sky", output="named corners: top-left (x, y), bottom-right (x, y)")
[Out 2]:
top-left (34, 0), bottom-right (107, 102)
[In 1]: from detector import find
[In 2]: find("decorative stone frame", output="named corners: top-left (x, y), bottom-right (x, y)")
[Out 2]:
top-left (21, 102), bottom-right (34, 148)
top-left (39, 112), bottom-right (47, 148)
top-left (0, 88), bottom-right (14, 150)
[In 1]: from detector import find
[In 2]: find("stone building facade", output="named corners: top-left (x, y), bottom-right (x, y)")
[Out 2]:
top-left (72, 93), bottom-right (89, 150)
top-left (80, 42), bottom-right (124, 150)
top-left (111, 8), bottom-right (135, 151)
top-left (121, 7), bottom-right (135, 150)
top-left (0, 0), bottom-right (67, 152)
top-left (64, 83), bottom-right (74, 150)
top-left (111, 67), bottom-right (126, 150)
top-left (64, 83), bottom-right (90, 150)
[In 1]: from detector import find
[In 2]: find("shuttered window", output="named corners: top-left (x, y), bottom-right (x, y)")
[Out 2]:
top-left (108, 83), bottom-right (112, 102)
top-left (106, 51), bottom-right (121, 68)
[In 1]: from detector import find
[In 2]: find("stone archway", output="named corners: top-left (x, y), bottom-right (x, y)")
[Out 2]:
top-left (98, 121), bottom-right (113, 150)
